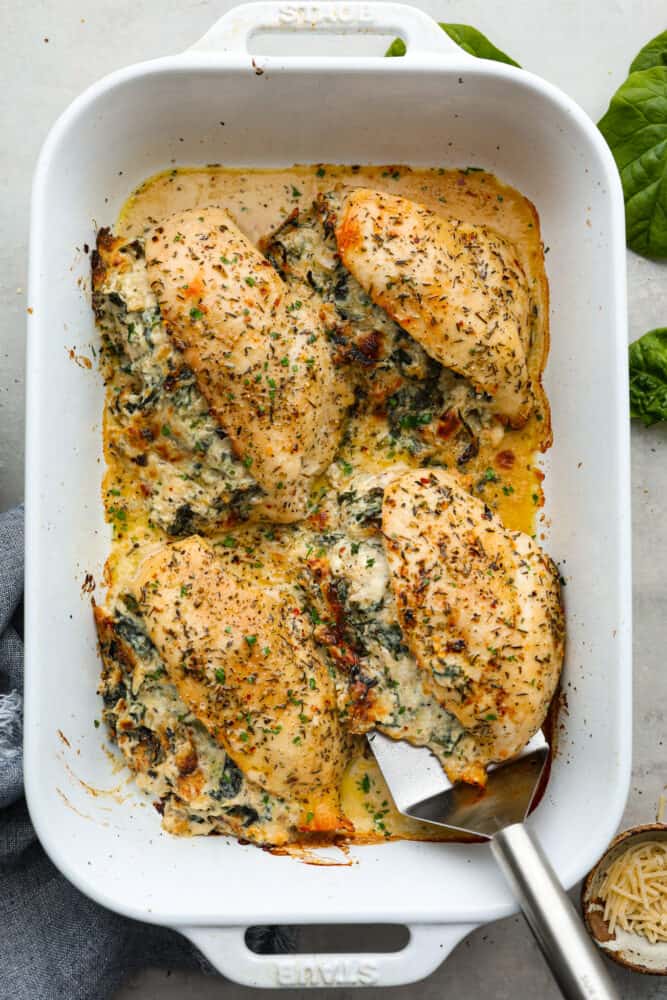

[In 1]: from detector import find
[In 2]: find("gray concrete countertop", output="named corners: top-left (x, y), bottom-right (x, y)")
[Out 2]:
top-left (3, 1), bottom-right (666, 997)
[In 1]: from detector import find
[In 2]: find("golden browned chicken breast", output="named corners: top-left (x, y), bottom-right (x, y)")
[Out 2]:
top-left (335, 188), bottom-right (533, 427)
top-left (382, 468), bottom-right (564, 785)
top-left (130, 535), bottom-right (350, 833)
top-left (146, 207), bottom-right (351, 522)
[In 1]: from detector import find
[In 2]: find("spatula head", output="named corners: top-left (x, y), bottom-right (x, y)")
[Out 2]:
top-left (368, 731), bottom-right (549, 839)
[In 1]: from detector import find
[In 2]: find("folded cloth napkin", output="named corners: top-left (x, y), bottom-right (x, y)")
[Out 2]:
top-left (0, 505), bottom-right (294, 999)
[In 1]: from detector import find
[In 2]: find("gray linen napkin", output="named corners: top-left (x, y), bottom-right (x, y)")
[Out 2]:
top-left (0, 505), bottom-right (293, 999)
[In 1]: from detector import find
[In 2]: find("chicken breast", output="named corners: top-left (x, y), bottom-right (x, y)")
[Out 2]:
top-left (335, 188), bottom-right (533, 427)
top-left (130, 535), bottom-right (350, 833)
top-left (382, 469), bottom-right (564, 785)
top-left (146, 207), bottom-right (351, 522)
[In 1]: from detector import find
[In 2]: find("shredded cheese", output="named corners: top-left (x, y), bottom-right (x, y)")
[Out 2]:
top-left (599, 840), bottom-right (667, 944)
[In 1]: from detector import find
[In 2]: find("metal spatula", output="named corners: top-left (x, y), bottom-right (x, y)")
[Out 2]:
top-left (369, 731), bottom-right (619, 1000)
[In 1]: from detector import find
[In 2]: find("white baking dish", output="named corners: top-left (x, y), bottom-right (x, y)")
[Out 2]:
top-left (25, 3), bottom-right (631, 988)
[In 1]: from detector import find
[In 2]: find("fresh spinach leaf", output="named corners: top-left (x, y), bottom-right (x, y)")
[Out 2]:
top-left (630, 30), bottom-right (667, 73)
top-left (385, 36), bottom-right (407, 58)
top-left (439, 24), bottom-right (520, 67)
top-left (386, 23), bottom-right (519, 67)
top-left (598, 67), bottom-right (667, 258)
top-left (629, 327), bottom-right (667, 425)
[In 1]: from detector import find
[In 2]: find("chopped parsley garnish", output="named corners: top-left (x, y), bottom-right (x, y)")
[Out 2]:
top-left (244, 634), bottom-right (257, 646)
top-left (398, 411), bottom-right (431, 430)
top-left (189, 307), bottom-right (204, 321)
top-left (215, 668), bottom-right (226, 684)
top-left (244, 276), bottom-right (256, 286)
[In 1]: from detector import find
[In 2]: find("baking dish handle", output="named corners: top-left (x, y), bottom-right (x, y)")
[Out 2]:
top-left (179, 922), bottom-right (476, 988)
top-left (188, 1), bottom-right (466, 61)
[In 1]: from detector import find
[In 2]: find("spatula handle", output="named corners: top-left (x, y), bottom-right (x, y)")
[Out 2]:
top-left (491, 823), bottom-right (619, 1000)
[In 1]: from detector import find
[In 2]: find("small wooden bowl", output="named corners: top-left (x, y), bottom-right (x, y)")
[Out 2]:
top-left (582, 824), bottom-right (667, 975)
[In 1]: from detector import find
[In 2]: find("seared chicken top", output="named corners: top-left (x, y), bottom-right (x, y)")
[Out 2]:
top-left (382, 468), bottom-right (564, 785)
top-left (335, 188), bottom-right (533, 426)
top-left (146, 207), bottom-right (351, 522)
top-left (130, 535), bottom-right (350, 833)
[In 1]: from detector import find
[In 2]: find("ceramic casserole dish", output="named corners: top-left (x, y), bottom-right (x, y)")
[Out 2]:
top-left (25, 2), bottom-right (631, 988)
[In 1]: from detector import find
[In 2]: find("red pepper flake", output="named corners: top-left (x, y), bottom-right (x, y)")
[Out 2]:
top-left (308, 509), bottom-right (329, 531)
top-left (495, 449), bottom-right (515, 469)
